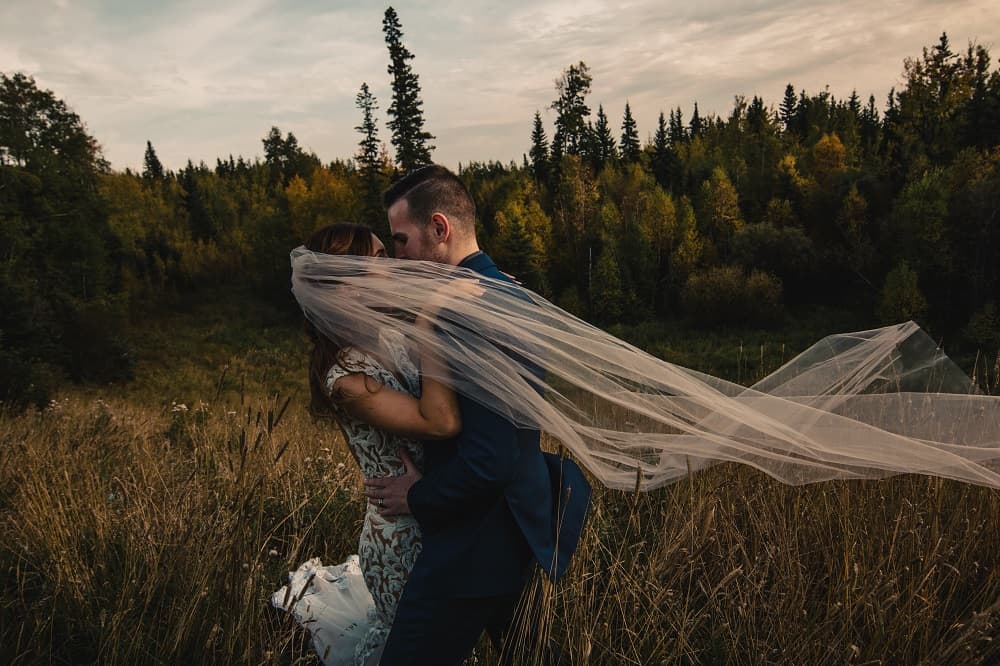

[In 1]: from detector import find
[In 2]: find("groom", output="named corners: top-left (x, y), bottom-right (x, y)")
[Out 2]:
top-left (364, 164), bottom-right (591, 664)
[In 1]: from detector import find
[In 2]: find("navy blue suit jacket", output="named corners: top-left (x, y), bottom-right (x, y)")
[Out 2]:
top-left (404, 251), bottom-right (591, 598)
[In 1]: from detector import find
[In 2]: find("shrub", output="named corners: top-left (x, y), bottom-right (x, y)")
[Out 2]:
top-left (682, 265), bottom-right (784, 327)
top-left (877, 261), bottom-right (927, 324)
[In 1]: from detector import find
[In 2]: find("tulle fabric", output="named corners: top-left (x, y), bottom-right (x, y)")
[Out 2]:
top-left (290, 248), bottom-right (1000, 491)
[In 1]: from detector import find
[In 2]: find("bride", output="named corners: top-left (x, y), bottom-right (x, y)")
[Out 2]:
top-left (272, 222), bottom-right (469, 665)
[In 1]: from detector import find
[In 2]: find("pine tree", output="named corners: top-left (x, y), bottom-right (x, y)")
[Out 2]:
top-left (746, 96), bottom-right (767, 134)
top-left (593, 104), bottom-right (616, 170)
top-left (619, 102), bottom-right (640, 162)
top-left (780, 83), bottom-right (798, 134)
top-left (860, 94), bottom-right (880, 155)
top-left (847, 89), bottom-right (861, 117)
top-left (690, 102), bottom-right (703, 138)
top-left (355, 83), bottom-right (380, 172)
top-left (652, 111), bottom-right (670, 187)
top-left (551, 62), bottom-right (592, 156)
top-left (355, 82), bottom-right (386, 231)
top-left (383, 7), bottom-right (434, 171)
top-left (529, 111), bottom-right (550, 183)
top-left (142, 140), bottom-right (165, 180)
top-left (669, 107), bottom-right (686, 145)
top-left (262, 126), bottom-right (286, 183)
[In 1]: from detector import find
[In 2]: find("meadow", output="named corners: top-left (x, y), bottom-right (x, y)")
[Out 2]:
top-left (2, 289), bottom-right (999, 664)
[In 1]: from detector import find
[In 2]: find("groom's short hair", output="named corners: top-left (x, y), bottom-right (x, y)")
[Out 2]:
top-left (383, 165), bottom-right (476, 235)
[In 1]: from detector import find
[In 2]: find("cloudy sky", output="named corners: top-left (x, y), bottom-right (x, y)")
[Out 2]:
top-left (3, 0), bottom-right (998, 171)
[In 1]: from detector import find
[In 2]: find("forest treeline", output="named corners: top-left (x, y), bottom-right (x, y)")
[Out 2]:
top-left (2, 31), bottom-right (1000, 408)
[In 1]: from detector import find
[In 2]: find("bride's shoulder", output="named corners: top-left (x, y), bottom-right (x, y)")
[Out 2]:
top-left (324, 346), bottom-right (383, 392)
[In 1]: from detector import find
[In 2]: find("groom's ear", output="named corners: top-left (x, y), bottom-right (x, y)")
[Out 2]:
top-left (429, 212), bottom-right (452, 243)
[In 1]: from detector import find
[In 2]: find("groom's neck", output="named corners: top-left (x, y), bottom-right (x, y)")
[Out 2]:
top-left (442, 240), bottom-right (481, 266)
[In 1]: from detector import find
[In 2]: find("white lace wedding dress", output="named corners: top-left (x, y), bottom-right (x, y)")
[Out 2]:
top-left (272, 331), bottom-right (424, 665)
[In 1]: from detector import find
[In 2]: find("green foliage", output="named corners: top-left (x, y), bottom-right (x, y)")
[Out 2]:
top-left (142, 140), bottom-right (165, 180)
top-left (696, 166), bottom-right (744, 261)
top-left (551, 62), bottom-right (592, 158)
top-left (963, 302), bottom-right (1000, 351)
top-left (619, 101), bottom-right (640, 163)
top-left (731, 222), bottom-right (814, 286)
top-left (878, 261), bottom-right (928, 324)
top-left (682, 265), bottom-right (784, 327)
top-left (529, 111), bottom-right (550, 184)
top-left (590, 104), bottom-right (616, 171)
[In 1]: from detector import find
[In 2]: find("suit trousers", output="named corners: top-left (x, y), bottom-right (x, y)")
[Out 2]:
top-left (379, 574), bottom-right (561, 665)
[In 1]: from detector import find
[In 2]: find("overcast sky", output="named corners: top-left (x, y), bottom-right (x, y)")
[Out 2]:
top-left (3, 0), bottom-right (998, 171)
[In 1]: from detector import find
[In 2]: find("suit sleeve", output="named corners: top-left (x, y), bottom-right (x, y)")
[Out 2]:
top-left (407, 396), bottom-right (520, 530)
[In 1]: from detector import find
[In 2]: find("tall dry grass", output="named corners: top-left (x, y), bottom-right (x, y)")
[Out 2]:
top-left (2, 389), bottom-right (999, 664)
top-left (3, 291), bottom-right (999, 663)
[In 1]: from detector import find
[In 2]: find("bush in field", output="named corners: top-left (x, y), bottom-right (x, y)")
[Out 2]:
top-left (964, 302), bottom-right (1000, 350)
top-left (682, 265), bottom-right (784, 327)
top-left (878, 261), bottom-right (927, 324)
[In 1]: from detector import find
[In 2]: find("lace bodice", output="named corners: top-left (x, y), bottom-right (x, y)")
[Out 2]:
top-left (324, 330), bottom-right (425, 477)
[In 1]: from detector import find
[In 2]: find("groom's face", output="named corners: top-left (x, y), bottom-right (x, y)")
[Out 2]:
top-left (388, 199), bottom-right (445, 262)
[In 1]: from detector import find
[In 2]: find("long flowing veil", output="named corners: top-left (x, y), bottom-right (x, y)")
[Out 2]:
top-left (291, 248), bottom-right (1000, 491)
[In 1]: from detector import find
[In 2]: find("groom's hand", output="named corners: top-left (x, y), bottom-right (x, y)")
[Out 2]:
top-left (364, 448), bottom-right (421, 516)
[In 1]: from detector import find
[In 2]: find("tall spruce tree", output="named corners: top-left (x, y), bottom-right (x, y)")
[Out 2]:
top-left (355, 82), bottom-right (386, 231)
top-left (690, 102), bottom-right (703, 138)
top-left (142, 140), bottom-right (164, 180)
top-left (593, 104), bottom-right (616, 170)
top-left (780, 83), bottom-right (798, 135)
top-left (529, 110), bottom-right (550, 183)
top-left (619, 101), bottom-right (640, 162)
top-left (355, 83), bottom-right (380, 172)
top-left (383, 7), bottom-right (434, 171)
top-left (652, 111), bottom-right (671, 188)
top-left (668, 107), bottom-right (686, 144)
top-left (551, 62), bottom-right (592, 156)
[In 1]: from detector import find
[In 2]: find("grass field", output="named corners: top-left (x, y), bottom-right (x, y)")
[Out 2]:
top-left (2, 289), bottom-right (999, 664)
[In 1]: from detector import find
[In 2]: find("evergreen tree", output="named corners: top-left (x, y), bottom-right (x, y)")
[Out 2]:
top-left (262, 126), bottom-right (316, 184)
top-left (355, 83), bottom-right (380, 172)
top-left (690, 102), bottom-right (703, 138)
top-left (619, 101), bottom-right (641, 162)
top-left (551, 62), bottom-right (592, 156)
top-left (593, 104), bottom-right (616, 170)
top-left (529, 111), bottom-right (550, 183)
top-left (669, 107), bottom-right (686, 144)
top-left (746, 95), bottom-right (768, 134)
top-left (959, 44), bottom-right (997, 149)
top-left (383, 6), bottom-right (434, 170)
top-left (143, 140), bottom-right (165, 180)
top-left (355, 82), bottom-right (386, 231)
top-left (651, 111), bottom-right (670, 187)
top-left (780, 83), bottom-right (798, 134)
top-left (847, 89), bottom-right (861, 117)
top-left (860, 94), bottom-right (880, 155)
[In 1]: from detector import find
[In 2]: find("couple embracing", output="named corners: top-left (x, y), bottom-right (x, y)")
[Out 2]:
top-left (275, 165), bottom-right (591, 665)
